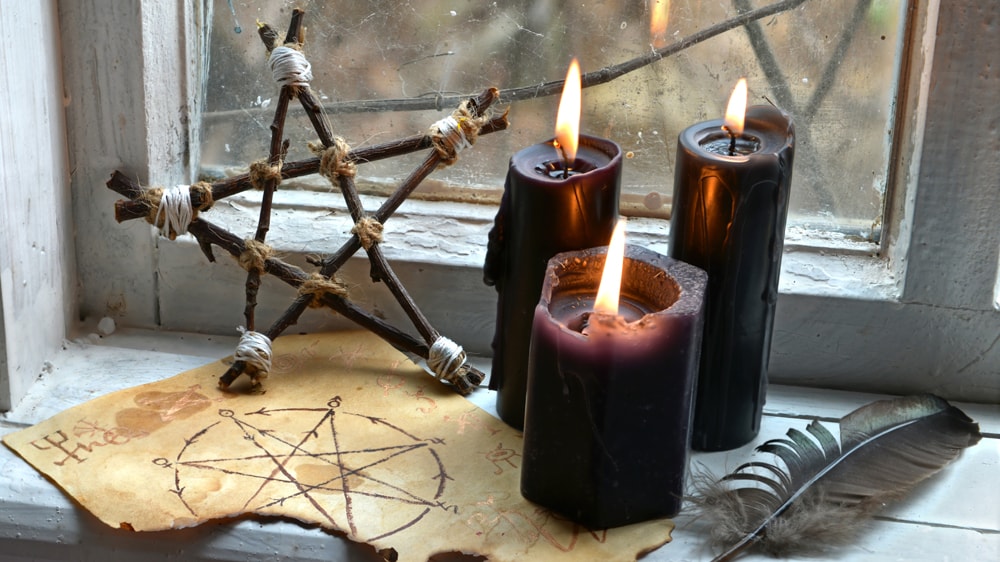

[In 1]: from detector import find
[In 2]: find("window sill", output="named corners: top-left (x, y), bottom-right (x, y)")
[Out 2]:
top-left (207, 191), bottom-right (897, 301)
top-left (1, 329), bottom-right (997, 561)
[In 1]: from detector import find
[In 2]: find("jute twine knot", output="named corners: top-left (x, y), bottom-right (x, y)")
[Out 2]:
top-left (429, 100), bottom-right (489, 167)
top-left (352, 216), bottom-right (384, 250)
top-left (310, 138), bottom-right (357, 182)
top-left (239, 239), bottom-right (274, 274)
top-left (298, 272), bottom-right (349, 307)
top-left (249, 159), bottom-right (283, 190)
top-left (190, 181), bottom-right (215, 211)
top-left (141, 182), bottom-right (215, 240)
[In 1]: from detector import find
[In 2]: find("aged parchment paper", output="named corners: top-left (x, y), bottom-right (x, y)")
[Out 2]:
top-left (3, 331), bottom-right (672, 561)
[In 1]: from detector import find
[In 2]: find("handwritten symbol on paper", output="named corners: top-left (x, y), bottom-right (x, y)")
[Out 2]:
top-left (465, 494), bottom-right (606, 552)
top-left (406, 386), bottom-right (437, 414)
top-left (377, 374), bottom-right (405, 396)
top-left (272, 339), bottom-right (319, 373)
top-left (163, 397), bottom-right (451, 540)
top-left (444, 408), bottom-right (502, 436)
top-left (30, 421), bottom-right (146, 467)
top-left (332, 343), bottom-right (367, 369)
top-left (482, 442), bottom-right (520, 475)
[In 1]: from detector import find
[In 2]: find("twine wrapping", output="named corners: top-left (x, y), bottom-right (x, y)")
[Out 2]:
top-left (234, 327), bottom-right (273, 382)
top-left (143, 183), bottom-right (214, 240)
top-left (239, 239), bottom-right (274, 274)
top-left (311, 138), bottom-right (357, 182)
top-left (268, 45), bottom-right (313, 88)
top-left (427, 336), bottom-right (467, 384)
top-left (429, 100), bottom-right (489, 166)
top-left (249, 159), bottom-right (283, 190)
top-left (352, 217), bottom-right (384, 250)
top-left (297, 272), bottom-right (349, 307)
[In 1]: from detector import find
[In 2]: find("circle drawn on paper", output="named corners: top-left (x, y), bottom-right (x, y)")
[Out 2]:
top-left (163, 397), bottom-right (451, 539)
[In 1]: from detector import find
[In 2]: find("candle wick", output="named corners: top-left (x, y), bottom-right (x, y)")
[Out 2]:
top-left (556, 142), bottom-right (571, 179)
top-left (724, 126), bottom-right (737, 156)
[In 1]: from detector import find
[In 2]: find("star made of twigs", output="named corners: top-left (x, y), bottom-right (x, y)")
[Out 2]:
top-left (106, 9), bottom-right (508, 395)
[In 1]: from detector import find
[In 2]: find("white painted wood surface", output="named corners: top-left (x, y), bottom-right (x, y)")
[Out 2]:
top-left (0, 329), bottom-right (997, 561)
top-left (0, 1), bottom-right (75, 411)
top-left (57, 0), bottom-right (208, 331)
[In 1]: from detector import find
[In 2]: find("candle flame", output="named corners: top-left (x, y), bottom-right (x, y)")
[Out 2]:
top-left (650, 0), bottom-right (671, 49)
top-left (554, 58), bottom-right (581, 166)
top-left (594, 219), bottom-right (627, 316)
top-left (724, 78), bottom-right (748, 136)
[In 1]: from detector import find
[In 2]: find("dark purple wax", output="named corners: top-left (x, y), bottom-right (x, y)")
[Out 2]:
top-left (484, 135), bottom-right (622, 430)
top-left (668, 105), bottom-right (795, 451)
top-left (521, 245), bottom-right (706, 529)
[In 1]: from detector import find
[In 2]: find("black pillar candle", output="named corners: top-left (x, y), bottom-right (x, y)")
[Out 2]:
top-left (668, 103), bottom-right (795, 451)
top-left (520, 243), bottom-right (706, 529)
top-left (484, 136), bottom-right (622, 429)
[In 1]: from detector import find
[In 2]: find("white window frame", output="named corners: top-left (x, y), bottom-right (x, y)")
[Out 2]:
top-left (2, 0), bottom-right (998, 411)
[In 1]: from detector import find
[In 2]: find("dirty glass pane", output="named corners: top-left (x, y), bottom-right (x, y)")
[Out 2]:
top-left (200, 0), bottom-right (906, 238)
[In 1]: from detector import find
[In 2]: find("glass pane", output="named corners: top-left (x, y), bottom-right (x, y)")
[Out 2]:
top-left (201, 0), bottom-right (906, 236)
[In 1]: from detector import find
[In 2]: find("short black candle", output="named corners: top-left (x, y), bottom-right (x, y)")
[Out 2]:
top-left (668, 104), bottom-right (795, 451)
top-left (520, 245), bottom-right (706, 529)
top-left (484, 135), bottom-right (621, 430)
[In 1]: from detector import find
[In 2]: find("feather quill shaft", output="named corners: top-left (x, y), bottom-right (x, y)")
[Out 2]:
top-left (693, 394), bottom-right (982, 561)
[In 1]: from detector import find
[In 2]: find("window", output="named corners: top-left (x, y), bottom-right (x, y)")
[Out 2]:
top-left (1, 0), bottom-right (997, 410)
top-left (202, 0), bottom-right (904, 236)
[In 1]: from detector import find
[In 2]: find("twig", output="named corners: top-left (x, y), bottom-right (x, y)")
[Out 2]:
top-left (186, 217), bottom-right (485, 392)
top-left (318, 88), bottom-right (499, 277)
top-left (244, 88), bottom-right (291, 330)
top-left (232, 89), bottom-right (500, 390)
top-left (110, 114), bottom-right (508, 222)
top-left (208, 81), bottom-right (498, 392)
top-left (241, 10), bottom-right (308, 331)
top-left (339, 174), bottom-right (438, 344)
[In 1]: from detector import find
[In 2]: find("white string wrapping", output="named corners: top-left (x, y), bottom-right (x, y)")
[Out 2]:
top-left (426, 336), bottom-right (466, 382)
top-left (235, 327), bottom-right (273, 377)
top-left (154, 185), bottom-right (194, 238)
top-left (268, 45), bottom-right (312, 87)
top-left (433, 116), bottom-right (472, 154)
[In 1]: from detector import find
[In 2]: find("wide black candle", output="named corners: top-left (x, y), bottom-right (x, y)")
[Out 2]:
top-left (520, 243), bottom-right (706, 529)
top-left (668, 101), bottom-right (795, 451)
top-left (484, 136), bottom-right (622, 429)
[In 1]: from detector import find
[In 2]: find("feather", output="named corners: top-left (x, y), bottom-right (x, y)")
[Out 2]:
top-left (691, 394), bottom-right (982, 561)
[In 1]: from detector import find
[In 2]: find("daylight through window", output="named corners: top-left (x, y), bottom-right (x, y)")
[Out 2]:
top-left (200, 0), bottom-right (907, 239)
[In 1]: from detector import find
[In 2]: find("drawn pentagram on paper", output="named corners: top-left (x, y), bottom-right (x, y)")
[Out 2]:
top-left (152, 396), bottom-right (453, 540)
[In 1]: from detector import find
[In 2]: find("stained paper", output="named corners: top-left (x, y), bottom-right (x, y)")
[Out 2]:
top-left (3, 331), bottom-right (672, 561)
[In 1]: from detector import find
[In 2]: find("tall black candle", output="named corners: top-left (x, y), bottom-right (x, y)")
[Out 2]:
top-left (668, 91), bottom-right (795, 451)
top-left (484, 136), bottom-right (622, 429)
top-left (484, 60), bottom-right (622, 430)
